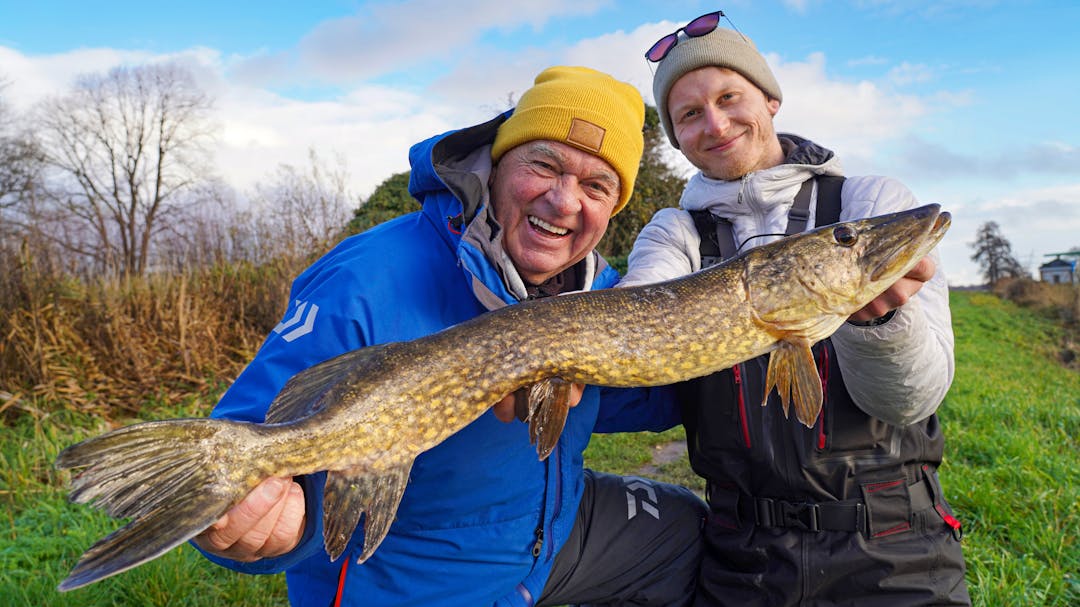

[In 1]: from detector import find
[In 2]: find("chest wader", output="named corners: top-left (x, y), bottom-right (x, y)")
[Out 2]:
top-left (683, 177), bottom-right (970, 606)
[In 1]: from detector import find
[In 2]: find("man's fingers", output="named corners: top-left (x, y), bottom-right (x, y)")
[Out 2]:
top-left (221, 480), bottom-right (294, 560)
top-left (568, 383), bottom-right (585, 407)
top-left (906, 256), bottom-right (936, 282)
top-left (264, 483), bottom-right (306, 555)
top-left (849, 256), bottom-right (937, 323)
top-left (194, 476), bottom-right (292, 557)
top-left (492, 393), bottom-right (517, 423)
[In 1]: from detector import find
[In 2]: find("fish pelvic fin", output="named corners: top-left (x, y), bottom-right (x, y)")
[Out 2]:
top-left (54, 419), bottom-right (254, 591)
top-left (764, 339), bottom-right (823, 428)
top-left (322, 462), bottom-right (412, 564)
top-left (526, 378), bottom-right (572, 461)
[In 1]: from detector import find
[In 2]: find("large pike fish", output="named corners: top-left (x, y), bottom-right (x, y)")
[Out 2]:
top-left (56, 204), bottom-right (950, 591)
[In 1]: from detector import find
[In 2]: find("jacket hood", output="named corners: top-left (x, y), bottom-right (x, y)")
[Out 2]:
top-left (409, 111), bottom-right (509, 226)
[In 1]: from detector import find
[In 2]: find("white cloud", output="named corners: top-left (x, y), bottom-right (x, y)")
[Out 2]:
top-left (421, 20), bottom-right (671, 128)
top-left (293, 0), bottom-right (611, 83)
top-left (897, 136), bottom-right (1080, 180)
top-left (0, 45), bottom-right (230, 109)
top-left (924, 181), bottom-right (1080, 285)
top-left (782, 0), bottom-right (816, 13)
top-left (770, 52), bottom-right (932, 163)
top-left (0, 46), bottom-right (151, 110)
top-left (887, 62), bottom-right (936, 86)
top-left (0, 44), bottom-right (450, 198)
top-left (847, 55), bottom-right (890, 67)
top-left (214, 83), bottom-right (451, 196)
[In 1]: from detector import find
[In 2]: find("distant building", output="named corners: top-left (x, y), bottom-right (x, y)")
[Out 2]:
top-left (1039, 257), bottom-right (1078, 284)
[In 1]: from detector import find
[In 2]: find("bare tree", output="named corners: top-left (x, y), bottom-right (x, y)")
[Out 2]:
top-left (154, 177), bottom-right (243, 270)
top-left (251, 148), bottom-right (353, 259)
top-left (0, 79), bottom-right (44, 215)
top-left (30, 63), bottom-right (214, 276)
top-left (971, 221), bottom-right (1028, 285)
top-left (0, 78), bottom-right (48, 279)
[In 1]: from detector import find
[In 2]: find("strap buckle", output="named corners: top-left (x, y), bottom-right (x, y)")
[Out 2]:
top-left (757, 498), bottom-right (820, 532)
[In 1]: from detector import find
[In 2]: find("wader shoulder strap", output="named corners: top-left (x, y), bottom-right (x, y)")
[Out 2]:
top-left (688, 209), bottom-right (736, 269)
top-left (784, 178), bottom-right (816, 234)
top-left (814, 175), bottom-right (846, 226)
top-left (692, 176), bottom-right (846, 269)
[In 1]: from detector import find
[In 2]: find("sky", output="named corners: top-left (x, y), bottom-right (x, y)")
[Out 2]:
top-left (1, 0), bottom-right (1078, 285)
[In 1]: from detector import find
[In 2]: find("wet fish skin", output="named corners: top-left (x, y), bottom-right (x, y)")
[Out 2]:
top-left (55, 204), bottom-right (950, 591)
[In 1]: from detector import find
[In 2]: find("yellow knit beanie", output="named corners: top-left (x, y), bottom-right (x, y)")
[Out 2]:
top-left (491, 66), bottom-right (645, 215)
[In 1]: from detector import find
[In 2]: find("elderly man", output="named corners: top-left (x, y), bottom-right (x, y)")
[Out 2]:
top-left (621, 12), bottom-right (971, 606)
top-left (193, 66), bottom-right (705, 607)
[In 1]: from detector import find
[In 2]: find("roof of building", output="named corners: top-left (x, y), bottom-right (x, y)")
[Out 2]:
top-left (1040, 258), bottom-right (1077, 270)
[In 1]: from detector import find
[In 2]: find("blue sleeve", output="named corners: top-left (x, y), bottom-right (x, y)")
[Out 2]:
top-left (593, 385), bottom-right (680, 433)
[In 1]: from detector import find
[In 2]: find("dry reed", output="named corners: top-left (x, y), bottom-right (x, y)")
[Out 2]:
top-left (0, 252), bottom-right (305, 423)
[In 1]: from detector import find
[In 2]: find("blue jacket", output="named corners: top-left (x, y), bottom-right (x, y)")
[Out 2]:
top-left (199, 113), bottom-right (678, 606)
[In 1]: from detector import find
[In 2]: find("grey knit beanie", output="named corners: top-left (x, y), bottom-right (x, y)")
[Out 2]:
top-left (652, 27), bottom-right (782, 148)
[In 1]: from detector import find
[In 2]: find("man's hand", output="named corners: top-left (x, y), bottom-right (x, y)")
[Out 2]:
top-left (492, 382), bottom-right (586, 423)
top-left (849, 255), bottom-right (935, 323)
top-left (192, 476), bottom-right (306, 562)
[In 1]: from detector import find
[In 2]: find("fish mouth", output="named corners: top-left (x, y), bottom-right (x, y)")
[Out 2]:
top-left (934, 210), bottom-right (952, 234)
top-left (863, 204), bottom-right (949, 283)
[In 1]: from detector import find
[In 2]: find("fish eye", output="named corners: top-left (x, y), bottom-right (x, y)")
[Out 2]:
top-left (833, 225), bottom-right (858, 247)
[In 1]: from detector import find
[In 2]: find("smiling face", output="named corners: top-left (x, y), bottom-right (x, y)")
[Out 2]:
top-left (667, 66), bottom-right (785, 180)
top-left (490, 140), bottom-right (621, 285)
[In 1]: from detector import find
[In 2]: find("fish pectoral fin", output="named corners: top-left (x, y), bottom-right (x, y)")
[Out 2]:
top-left (764, 339), bottom-right (823, 428)
top-left (526, 378), bottom-right (572, 461)
top-left (322, 462), bottom-right (412, 564)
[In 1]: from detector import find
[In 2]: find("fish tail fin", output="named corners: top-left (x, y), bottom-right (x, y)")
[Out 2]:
top-left (764, 340), bottom-right (823, 428)
top-left (527, 378), bottom-right (573, 460)
top-left (55, 419), bottom-right (256, 591)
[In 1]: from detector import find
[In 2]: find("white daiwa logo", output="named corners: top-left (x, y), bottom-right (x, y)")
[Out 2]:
top-left (624, 477), bottom-right (660, 520)
top-left (273, 300), bottom-right (319, 342)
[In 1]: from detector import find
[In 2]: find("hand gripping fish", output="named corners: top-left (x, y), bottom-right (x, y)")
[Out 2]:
top-left (55, 204), bottom-right (951, 590)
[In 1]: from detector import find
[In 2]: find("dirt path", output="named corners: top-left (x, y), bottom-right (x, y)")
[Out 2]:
top-left (635, 439), bottom-right (688, 476)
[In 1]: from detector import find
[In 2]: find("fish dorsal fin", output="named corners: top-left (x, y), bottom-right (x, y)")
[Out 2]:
top-left (763, 339), bottom-right (823, 428)
top-left (264, 345), bottom-right (389, 424)
top-left (526, 378), bottom-right (573, 460)
top-left (322, 461), bottom-right (413, 563)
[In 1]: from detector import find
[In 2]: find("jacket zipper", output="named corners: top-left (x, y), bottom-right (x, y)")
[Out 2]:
top-left (546, 443), bottom-right (561, 559)
top-left (737, 173), bottom-right (751, 206)
top-left (531, 526), bottom-right (544, 557)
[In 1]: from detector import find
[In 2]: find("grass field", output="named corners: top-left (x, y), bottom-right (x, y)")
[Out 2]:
top-left (1, 290), bottom-right (1076, 605)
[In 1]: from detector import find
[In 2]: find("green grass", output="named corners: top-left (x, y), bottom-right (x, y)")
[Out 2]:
top-left (939, 291), bottom-right (1079, 606)
top-left (2, 290), bottom-right (1076, 605)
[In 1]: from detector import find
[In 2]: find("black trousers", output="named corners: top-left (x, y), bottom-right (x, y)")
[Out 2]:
top-left (694, 502), bottom-right (970, 606)
top-left (537, 470), bottom-right (707, 607)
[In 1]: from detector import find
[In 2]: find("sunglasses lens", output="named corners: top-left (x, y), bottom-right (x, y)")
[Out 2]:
top-left (684, 11), bottom-right (721, 37)
top-left (645, 33), bottom-right (678, 62)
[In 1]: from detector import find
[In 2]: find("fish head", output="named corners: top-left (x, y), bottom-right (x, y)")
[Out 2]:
top-left (745, 204), bottom-right (951, 340)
